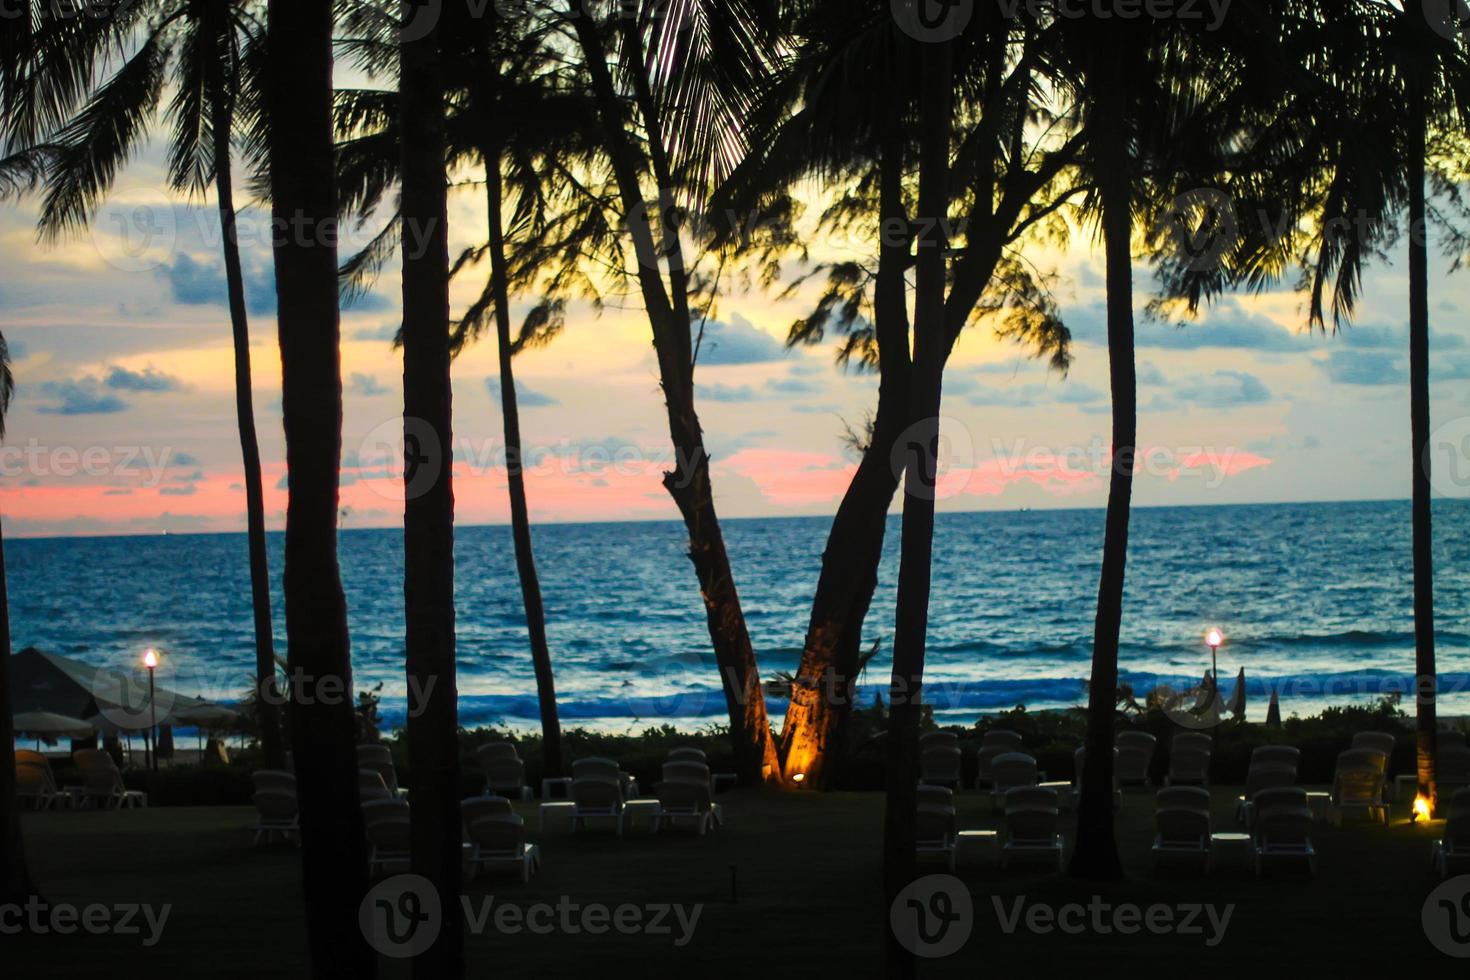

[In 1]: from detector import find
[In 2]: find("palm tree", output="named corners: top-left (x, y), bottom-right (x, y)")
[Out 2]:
top-left (0, 334), bottom-right (31, 907)
top-left (264, 0), bottom-right (373, 975)
top-left (31, 0), bottom-right (284, 768)
top-left (713, 1), bottom-right (1079, 786)
top-left (564, 0), bottom-right (784, 783)
top-left (398, 7), bottom-right (461, 977)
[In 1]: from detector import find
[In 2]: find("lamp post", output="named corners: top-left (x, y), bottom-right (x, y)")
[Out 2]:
top-left (1205, 629), bottom-right (1223, 710)
top-left (143, 648), bottom-right (159, 773)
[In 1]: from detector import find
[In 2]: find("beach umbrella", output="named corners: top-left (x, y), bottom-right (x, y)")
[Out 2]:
top-left (171, 703), bottom-right (239, 728)
top-left (1266, 688), bottom-right (1281, 728)
top-left (1224, 668), bottom-right (1247, 721)
top-left (12, 711), bottom-right (95, 737)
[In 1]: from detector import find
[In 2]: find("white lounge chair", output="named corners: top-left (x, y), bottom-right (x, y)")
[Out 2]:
top-left (919, 731), bottom-right (960, 750)
top-left (1351, 731), bottom-right (1396, 769)
top-left (915, 803), bottom-right (957, 871)
top-left (1152, 786), bottom-right (1212, 872)
top-left (363, 798), bottom-right (412, 876)
top-left (1250, 745), bottom-right (1301, 771)
top-left (570, 759), bottom-right (625, 835)
top-left (359, 768), bottom-right (394, 803)
top-left (477, 741), bottom-right (520, 761)
top-left (666, 747), bottom-right (707, 763)
top-left (15, 751), bottom-right (62, 811)
top-left (654, 778), bottom-right (721, 835)
top-left (251, 789), bottom-right (300, 846)
top-left (1236, 764), bottom-right (1297, 827)
top-left (920, 745), bottom-right (963, 790)
top-left (1252, 788), bottom-right (1316, 874)
top-left (1432, 789), bottom-right (1470, 879)
top-left (573, 756), bottom-right (638, 799)
top-left (1115, 730), bottom-right (1157, 787)
top-left (73, 749), bottom-right (147, 809)
top-left (1000, 786), bottom-right (1063, 870)
top-left (1172, 732), bottom-right (1213, 754)
top-left (482, 755), bottom-right (533, 801)
top-left (989, 752), bottom-right (1040, 808)
top-left (974, 745), bottom-right (1007, 790)
top-left (917, 785), bottom-right (954, 810)
top-left (356, 744), bottom-right (399, 795)
top-left (1328, 751), bottom-right (1387, 826)
top-left (1166, 746), bottom-right (1212, 787)
top-left (981, 729), bottom-right (1023, 752)
top-left (461, 797), bottom-right (540, 881)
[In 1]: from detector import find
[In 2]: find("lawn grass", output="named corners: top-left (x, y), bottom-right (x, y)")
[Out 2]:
top-left (9, 785), bottom-right (1457, 977)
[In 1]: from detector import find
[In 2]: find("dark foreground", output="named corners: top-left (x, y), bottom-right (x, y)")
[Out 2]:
top-left (9, 786), bottom-right (1457, 976)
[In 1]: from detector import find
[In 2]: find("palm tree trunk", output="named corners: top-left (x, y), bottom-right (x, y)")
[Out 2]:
top-left (401, 15), bottom-right (461, 979)
top-left (1070, 98), bottom-right (1132, 882)
top-left (483, 144), bottom-right (563, 777)
top-left (883, 42), bottom-right (950, 978)
top-left (205, 13), bottom-right (283, 771)
top-left (0, 514), bottom-right (39, 906)
top-left (1407, 81), bottom-right (1438, 814)
top-left (780, 128), bottom-right (910, 788)
top-left (265, 3), bottom-right (373, 976)
top-left (568, 7), bottom-right (778, 784)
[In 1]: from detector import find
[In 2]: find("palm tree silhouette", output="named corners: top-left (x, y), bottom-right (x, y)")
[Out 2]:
top-left (30, 0), bottom-right (285, 768)
top-left (263, 1), bottom-right (373, 974)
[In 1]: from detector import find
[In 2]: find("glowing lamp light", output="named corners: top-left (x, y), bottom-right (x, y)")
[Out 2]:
top-left (1413, 795), bottom-right (1432, 823)
top-left (1205, 629), bottom-right (1223, 650)
top-left (143, 648), bottom-right (159, 670)
top-left (792, 773), bottom-right (806, 783)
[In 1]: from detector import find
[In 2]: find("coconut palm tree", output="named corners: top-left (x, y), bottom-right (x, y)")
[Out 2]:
top-left (31, 0), bottom-right (285, 768)
top-left (713, 0), bottom-right (1079, 788)
top-left (398, 5), bottom-right (460, 975)
top-left (264, 0), bottom-right (373, 974)
top-left (0, 333), bottom-right (30, 907)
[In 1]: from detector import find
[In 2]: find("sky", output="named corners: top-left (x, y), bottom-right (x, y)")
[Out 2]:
top-left (1, 139), bottom-right (1468, 539)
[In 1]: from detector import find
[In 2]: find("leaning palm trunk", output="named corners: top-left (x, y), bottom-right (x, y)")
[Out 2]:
top-left (1071, 100), bottom-right (1132, 882)
top-left (781, 130), bottom-right (910, 787)
top-left (569, 8), bottom-right (778, 783)
top-left (0, 512), bottom-right (38, 906)
top-left (401, 13), bottom-right (462, 979)
top-left (204, 14), bottom-right (283, 771)
top-left (1407, 82), bottom-right (1438, 815)
top-left (883, 45), bottom-right (950, 979)
top-left (265, 2), bottom-right (373, 976)
top-left (483, 141), bottom-right (563, 778)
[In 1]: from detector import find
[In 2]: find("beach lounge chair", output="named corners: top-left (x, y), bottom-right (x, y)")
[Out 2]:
top-left (1152, 786), bottom-right (1212, 872)
top-left (73, 749), bottom-right (147, 809)
top-left (917, 785), bottom-right (954, 809)
top-left (1351, 732), bottom-right (1396, 768)
top-left (920, 731), bottom-right (960, 749)
top-left (915, 803), bottom-right (957, 871)
top-left (920, 745), bottom-right (963, 790)
top-left (1074, 746), bottom-right (1123, 810)
top-left (667, 747), bottom-right (707, 763)
top-left (573, 756), bottom-right (638, 798)
top-left (981, 729), bottom-right (1024, 752)
top-left (1328, 751), bottom-right (1387, 826)
top-left (1172, 732), bottom-right (1213, 754)
top-left (1252, 788), bottom-right (1316, 874)
top-left (1432, 789), bottom-right (1470, 879)
top-left (659, 760), bottom-right (724, 827)
top-left (1436, 746), bottom-right (1470, 799)
top-left (1250, 745), bottom-right (1301, 772)
top-left (1166, 746), bottom-right (1212, 787)
top-left (989, 752), bottom-right (1040, 808)
top-left (478, 741), bottom-right (520, 761)
top-left (1115, 730), bottom-right (1157, 787)
top-left (654, 778), bottom-right (721, 835)
top-left (15, 751), bottom-right (62, 811)
top-left (249, 769), bottom-right (299, 844)
top-left (359, 768), bottom-right (394, 803)
top-left (482, 754), bottom-right (533, 801)
top-left (460, 797), bottom-right (540, 881)
top-left (356, 744), bottom-right (400, 796)
top-left (363, 799), bottom-right (412, 876)
top-left (1000, 786), bottom-right (1062, 870)
top-left (570, 758), bottom-right (625, 835)
top-left (1236, 764), bottom-right (1298, 827)
top-left (974, 745), bottom-right (1008, 790)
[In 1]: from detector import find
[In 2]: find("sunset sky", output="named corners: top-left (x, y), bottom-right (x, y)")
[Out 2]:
top-left (2, 141), bottom-right (1468, 539)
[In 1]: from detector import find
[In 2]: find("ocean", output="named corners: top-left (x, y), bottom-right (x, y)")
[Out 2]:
top-left (6, 499), bottom-right (1469, 732)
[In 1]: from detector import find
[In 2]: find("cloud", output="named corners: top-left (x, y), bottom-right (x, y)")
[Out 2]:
top-left (1176, 370), bottom-right (1271, 407)
top-left (35, 379), bottom-right (128, 415)
top-left (170, 452), bottom-right (201, 466)
top-left (1055, 383), bottom-right (1105, 404)
top-left (697, 313), bottom-right (787, 365)
top-left (1320, 351), bottom-right (1403, 385)
top-left (352, 322), bottom-right (400, 342)
top-left (701, 383), bottom-right (759, 403)
top-left (1073, 299), bottom-right (1309, 352)
top-left (1137, 362), bottom-right (1166, 386)
top-left (159, 486), bottom-right (197, 496)
top-left (485, 377), bottom-right (558, 407)
top-left (104, 365), bottom-right (183, 392)
top-left (347, 372), bottom-right (390, 397)
top-left (764, 375), bottom-right (822, 395)
top-left (161, 253), bottom-right (276, 315)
